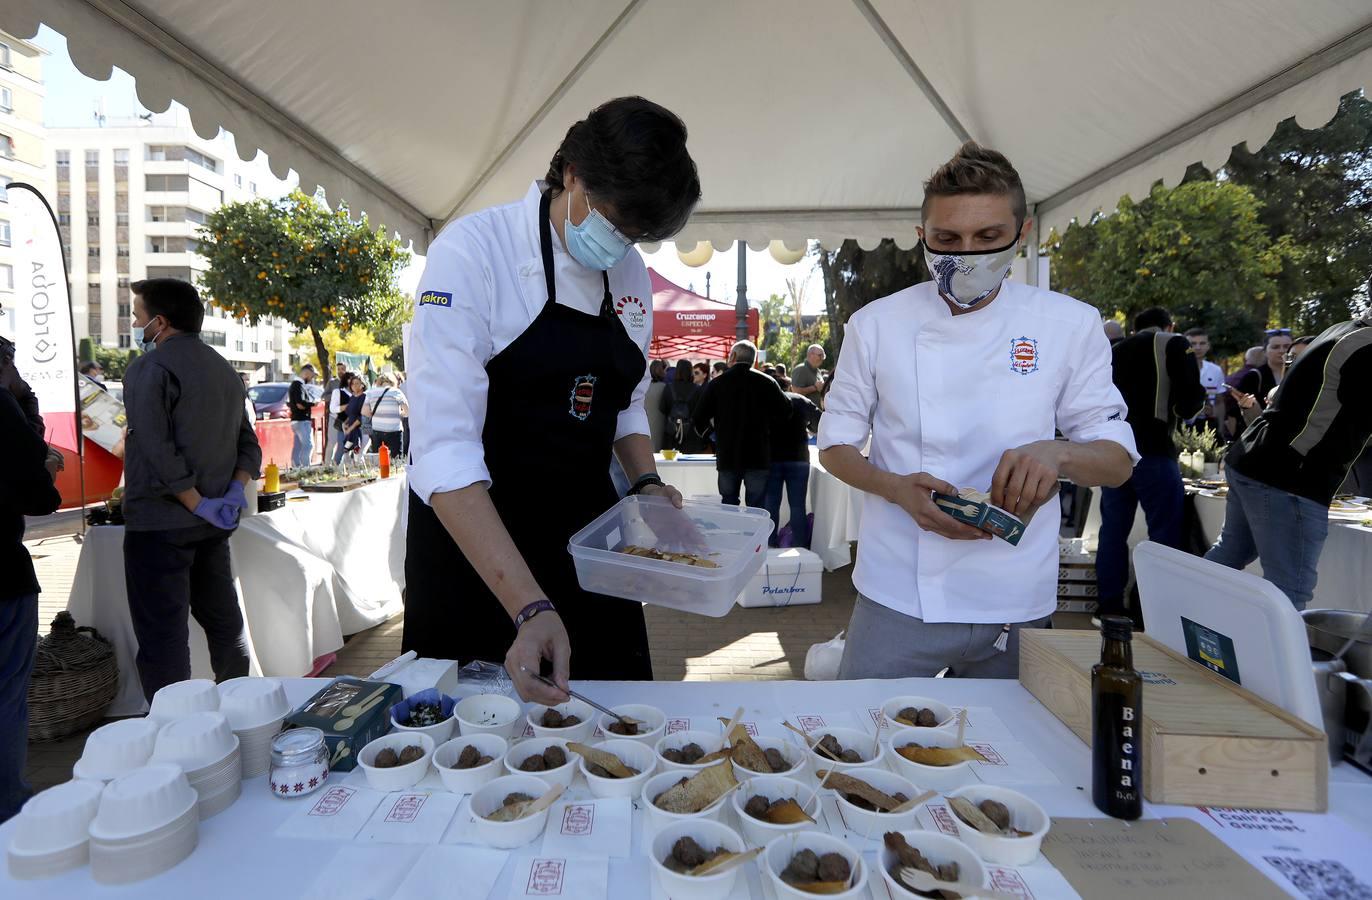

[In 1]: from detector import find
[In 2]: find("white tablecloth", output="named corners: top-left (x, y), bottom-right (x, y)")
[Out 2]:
top-left (65, 477), bottom-right (408, 716)
top-left (4, 676), bottom-right (1369, 899)
top-left (657, 446), bottom-right (862, 570)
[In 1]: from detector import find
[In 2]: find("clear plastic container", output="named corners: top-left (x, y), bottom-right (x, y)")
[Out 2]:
top-left (568, 495), bottom-right (772, 617)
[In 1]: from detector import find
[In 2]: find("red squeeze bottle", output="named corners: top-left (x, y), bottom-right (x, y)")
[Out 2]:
top-left (378, 441), bottom-right (390, 479)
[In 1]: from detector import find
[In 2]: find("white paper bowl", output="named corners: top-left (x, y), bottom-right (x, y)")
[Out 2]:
top-left (73, 718), bottom-right (160, 782)
top-left (655, 730), bottom-right (726, 772)
top-left (88, 764), bottom-right (198, 841)
top-left (731, 776), bottom-right (823, 847)
top-left (148, 679), bottom-right (220, 721)
top-left (827, 767), bottom-right (923, 839)
top-left (455, 694), bottom-right (523, 739)
top-left (469, 774), bottom-right (552, 849)
top-left (641, 770), bottom-right (730, 832)
top-left (150, 712), bottom-right (237, 772)
top-left (390, 708), bottom-right (456, 745)
top-left (649, 819), bottom-right (747, 900)
top-left (946, 785), bottom-right (1050, 867)
top-left (577, 738), bottom-right (657, 799)
top-left (597, 704), bottom-right (666, 745)
top-left (526, 698), bottom-right (597, 742)
top-left (806, 727), bottom-right (883, 775)
top-left (89, 805), bottom-right (198, 885)
top-left (880, 696), bottom-right (956, 733)
top-left (7, 780), bottom-right (104, 855)
top-left (763, 831), bottom-right (868, 899)
top-left (357, 732), bottom-right (435, 792)
top-left (887, 729), bottom-right (978, 791)
top-left (730, 736), bottom-right (807, 782)
top-left (878, 829), bottom-right (988, 899)
top-left (503, 738), bottom-right (576, 789)
top-left (434, 734), bottom-right (508, 795)
top-left (216, 677), bottom-right (289, 731)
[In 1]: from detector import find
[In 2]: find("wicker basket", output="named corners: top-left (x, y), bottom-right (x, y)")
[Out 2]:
top-left (27, 611), bottom-right (119, 743)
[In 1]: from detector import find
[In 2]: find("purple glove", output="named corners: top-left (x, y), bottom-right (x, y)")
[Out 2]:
top-left (194, 497), bottom-right (240, 530)
top-left (223, 480), bottom-right (248, 513)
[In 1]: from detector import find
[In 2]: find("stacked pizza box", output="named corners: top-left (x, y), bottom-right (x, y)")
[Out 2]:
top-left (1056, 538), bottom-right (1098, 614)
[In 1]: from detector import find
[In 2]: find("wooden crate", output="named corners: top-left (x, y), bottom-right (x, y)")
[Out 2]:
top-left (1019, 630), bottom-right (1327, 812)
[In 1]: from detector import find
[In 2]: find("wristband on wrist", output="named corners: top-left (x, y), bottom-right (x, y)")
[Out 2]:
top-left (627, 473), bottom-right (665, 496)
top-left (513, 599), bottom-right (556, 630)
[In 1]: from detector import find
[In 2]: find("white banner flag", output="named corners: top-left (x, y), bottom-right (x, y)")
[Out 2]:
top-left (7, 183), bottom-right (78, 448)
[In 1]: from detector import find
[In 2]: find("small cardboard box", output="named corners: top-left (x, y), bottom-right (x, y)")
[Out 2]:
top-left (736, 547), bottom-right (823, 608)
top-left (284, 676), bottom-right (403, 771)
top-left (932, 493), bottom-right (1026, 545)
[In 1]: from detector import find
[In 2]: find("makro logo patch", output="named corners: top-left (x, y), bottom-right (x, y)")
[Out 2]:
top-left (419, 290), bottom-right (453, 308)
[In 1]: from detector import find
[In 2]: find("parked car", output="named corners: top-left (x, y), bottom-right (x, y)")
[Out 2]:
top-left (249, 380), bottom-right (323, 420)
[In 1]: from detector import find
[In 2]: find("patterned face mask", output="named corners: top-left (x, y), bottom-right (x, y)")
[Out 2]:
top-left (921, 238), bottom-right (1019, 309)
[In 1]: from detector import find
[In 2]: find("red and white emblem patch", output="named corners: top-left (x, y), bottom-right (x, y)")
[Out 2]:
top-left (615, 295), bottom-right (647, 330)
top-left (1010, 336), bottom-right (1039, 375)
top-left (569, 374), bottom-right (597, 421)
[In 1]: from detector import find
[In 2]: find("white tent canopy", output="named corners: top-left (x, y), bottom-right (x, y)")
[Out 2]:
top-left (11, 0), bottom-right (1372, 253)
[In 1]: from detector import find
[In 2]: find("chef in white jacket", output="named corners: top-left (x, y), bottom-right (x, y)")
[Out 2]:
top-left (404, 98), bottom-right (700, 705)
top-left (818, 142), bottom-right (1139, 678)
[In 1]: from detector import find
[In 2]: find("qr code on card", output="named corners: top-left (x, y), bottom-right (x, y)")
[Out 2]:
top-left (1264, 856), bottom-right (1372, 900)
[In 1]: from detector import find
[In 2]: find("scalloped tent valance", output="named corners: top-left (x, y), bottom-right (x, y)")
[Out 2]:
top-left (12, 0), bottom-right (1371, 256)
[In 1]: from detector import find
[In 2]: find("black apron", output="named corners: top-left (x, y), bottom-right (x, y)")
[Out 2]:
top-left (402, 190), bottom-right (652, 680)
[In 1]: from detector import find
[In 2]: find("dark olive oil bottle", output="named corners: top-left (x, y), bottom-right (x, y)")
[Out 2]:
top-left (1092, 615), bottom-right (1143, 819)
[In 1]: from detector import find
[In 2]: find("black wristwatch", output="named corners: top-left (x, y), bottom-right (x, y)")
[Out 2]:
top-left (627, 473), bottom-right (666, 496)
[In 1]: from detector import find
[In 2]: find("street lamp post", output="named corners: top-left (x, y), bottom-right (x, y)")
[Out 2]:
top-left (735, 241), bottom-right (748, 341)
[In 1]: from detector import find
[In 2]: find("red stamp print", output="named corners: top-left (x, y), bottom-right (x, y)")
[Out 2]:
top-left (986, 867), bottom-right (1035, 898)
top-left (308, 786), bottom-right (355, 817)
top-left (969, 742), bottom-right (1006, 766)
top-left (795, 715), bottom-right (825, 733)
top-left (526, 858), bottom-right (566, 895)
top-left (666, 718), bottom-right (691, 734)
top-left (384, 793), bottom-right (427, 823)
top-left (740, 722), bottom-right (759, 737)
top-left (928, 803), bottom-right (959, 836)
top-left (560, 804), bottom-right (595, 836)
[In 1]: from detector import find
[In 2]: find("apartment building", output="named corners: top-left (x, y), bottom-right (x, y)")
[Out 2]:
top-left (0, 31), bottom-right (49, 309)
top-left (51, 108), bottom-right (297, 378)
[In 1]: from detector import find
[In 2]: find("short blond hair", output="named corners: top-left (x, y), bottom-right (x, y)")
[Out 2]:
top-left (923, 141), bottom-right (1026, 223)
top-left (374, 372), bottom-right (395, 387)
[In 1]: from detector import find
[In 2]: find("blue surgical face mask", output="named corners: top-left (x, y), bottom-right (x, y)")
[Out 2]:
top-left (131, 319), bottom-right (163, 353)
top-left (564, 186), bottom-right (632, 271)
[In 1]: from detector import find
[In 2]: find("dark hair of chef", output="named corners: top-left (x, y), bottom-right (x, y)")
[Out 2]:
top-left (544, 96), bottom-right (702, 243)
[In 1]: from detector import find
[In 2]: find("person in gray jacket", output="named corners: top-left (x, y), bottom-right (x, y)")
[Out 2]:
top-left (121, 278), bottom-right (262, 701)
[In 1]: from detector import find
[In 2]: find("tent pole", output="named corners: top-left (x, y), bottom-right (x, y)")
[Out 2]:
top-left (735, 242), bottom-right (749, 343)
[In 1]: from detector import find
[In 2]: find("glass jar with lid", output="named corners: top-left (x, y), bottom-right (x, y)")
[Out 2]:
top-left (269, 727), bottom-right (329, 798)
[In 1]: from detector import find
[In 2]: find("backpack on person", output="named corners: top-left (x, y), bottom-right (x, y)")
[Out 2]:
top-left (668, 386), bottom-right (693, 446)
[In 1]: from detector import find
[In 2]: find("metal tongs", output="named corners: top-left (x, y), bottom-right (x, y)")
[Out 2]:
top-left (522, 669), bottom-right (642, 727)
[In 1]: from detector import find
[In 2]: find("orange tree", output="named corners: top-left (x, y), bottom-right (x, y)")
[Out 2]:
top-left (198, 190), bottom-right (409, 374)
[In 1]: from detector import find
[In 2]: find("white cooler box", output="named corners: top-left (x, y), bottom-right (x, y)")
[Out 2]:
top-left (736, 548), bottom-right (824, 608)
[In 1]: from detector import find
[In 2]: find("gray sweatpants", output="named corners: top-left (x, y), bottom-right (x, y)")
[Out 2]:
top-left (837, 594), bottom-right (1050, 680)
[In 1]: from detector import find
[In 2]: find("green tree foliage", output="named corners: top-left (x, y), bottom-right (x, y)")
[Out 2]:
top-left (1047, 181), bottom-right (1292, 357)
top-left (77, 339), bottom-right (140, 380)
top-left (1224, 91), bottom-right (1372, 333)
top-left (198, 190), bottom-right (409, 375)
top-left (815, 240), bottom-right (928, 355)
top-left (368, 290), bottom-right (415, 370)
top-left (759, 293), bottom-right (796, 368)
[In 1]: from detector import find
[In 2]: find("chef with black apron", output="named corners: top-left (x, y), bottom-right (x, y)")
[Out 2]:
top-left (404, 98), bottom-right (702, 703)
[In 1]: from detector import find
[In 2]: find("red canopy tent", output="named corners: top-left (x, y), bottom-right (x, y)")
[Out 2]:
top-left (648, 268), bottom-right (758, 361)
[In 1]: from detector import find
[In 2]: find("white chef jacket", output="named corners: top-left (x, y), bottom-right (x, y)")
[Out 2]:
top-left (818, 280), bottom-right (1139, 624)
top-left (407, 181), bottom-right (654, 504)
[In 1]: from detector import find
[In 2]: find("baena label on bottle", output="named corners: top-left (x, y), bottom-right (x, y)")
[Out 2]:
top-left (1093, 690), bottom-right (1141, 815)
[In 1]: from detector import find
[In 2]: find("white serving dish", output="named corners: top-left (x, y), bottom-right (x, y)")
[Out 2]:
top-left (880, 695), bottom-right (956, 733)
top-left (216, 677), bottom-right (289, 731)
top-left (88, 764), bottom-right (198, 841)
top-left (945, 785), bottom-right (1049, 867)
top-left (887, 728), bottom-right (978, 791)
top-left (468, 774), bottom-right (552, 849)
top-left (640, 770), bottom-right (729, 832)
top-left (826, 767), bottom-right (923, 839)
top-left (357, 732), bottom-right (435, 792)
top-left (151, 712), bottom-right (237, 772)
top-left (731, 775), bottom-right (823, 847)
top-left (234, 718), bottom-right (284, 780)
top-left (655, 730), bottom-right (725, 772)
top-left (878, 829), bottom-right (988, 899)
top-left (503, 738), bottom-right (576, 789)
top-left (455, 693), bottom-right (522, 739)
top-left (806, 727), bottom-right (884, 776)
top-left (72, 718), bottom-right (160, 782)
top-left (434, 734), bottom-right (508, 795)
top-left (526, 698), bottom-right (597, 742)
top-left (577, 738), bottom-right (656, 799)
top-left (597, 704), bottom-right (666, 746)
top-left (7, 779), bottom-right (104, 857)
top-left (148, 679), bottom-right (220, 720)
top-left (730, 735), bottom-right (807, 782)
top-left (648, 819), bottom-right (748, 900)
top-left (89, 804), bottom-right (198, 885)
top-left (569, 494), bottom-right (773, 617)
top-left (763, 831), bottom-right (868, 899)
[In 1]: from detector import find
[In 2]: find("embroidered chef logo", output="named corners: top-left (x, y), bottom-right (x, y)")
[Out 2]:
top-left (615, 295), bottom-right (647, 330)
top-left (569, 374), bottom-right (597, 421)
top-left (1010, 336), bottom-right (1039, 375)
